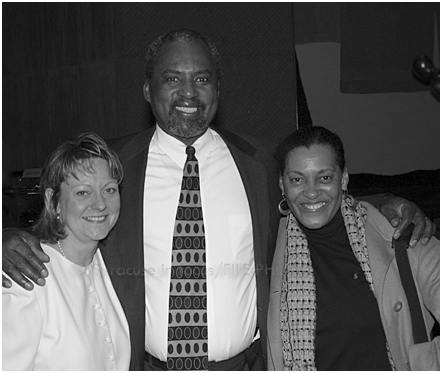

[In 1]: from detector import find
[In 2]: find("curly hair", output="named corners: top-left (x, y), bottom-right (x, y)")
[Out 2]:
top-left (144, 29), bottom-right (222, 84)
top-left (32, 132), bottom-right (124, 243)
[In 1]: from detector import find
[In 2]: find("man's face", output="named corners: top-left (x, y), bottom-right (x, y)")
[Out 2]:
top-left (144, 39), bottom-right (219, 144)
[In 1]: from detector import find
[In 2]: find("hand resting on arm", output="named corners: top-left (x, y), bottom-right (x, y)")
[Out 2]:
top-left (2, 228), bottom-right (49, 290)
top-left (359, 194), bottom-right (436, 248)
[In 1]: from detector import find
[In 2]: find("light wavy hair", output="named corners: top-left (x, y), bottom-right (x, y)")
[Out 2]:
top-left (32, 132), bottom-right (123, 243)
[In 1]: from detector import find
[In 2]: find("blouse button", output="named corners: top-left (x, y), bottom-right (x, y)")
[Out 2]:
top-left (108, 355), bottom-right (116, 361)
top-left (94, 304), bottom-right (101, 310)
top-left (99, 320), bottom-right (107, 327)
top-left (85, 269), bottom-right (91, 276)
top-left (393, 302), bottom-right (403, 312)
top-left (105, 337), bottom-right (112, 343)
top-left (89, 287), bottom-right (95, 293)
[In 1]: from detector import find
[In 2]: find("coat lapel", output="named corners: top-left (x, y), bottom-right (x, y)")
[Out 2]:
top-left (267, 216), bottom-right (287, 370)
top-left (267, 204), bottom-right (396, 371)
top-left (361, 202), bottom-right (394, 303)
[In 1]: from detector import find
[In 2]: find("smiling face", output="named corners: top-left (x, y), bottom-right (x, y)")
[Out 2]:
top-left (279, 144), bottom-right (349, 229)
top-left (144, 39), bottom-right (219, 145)
top-left (55, 158), bottom-right (120, 245)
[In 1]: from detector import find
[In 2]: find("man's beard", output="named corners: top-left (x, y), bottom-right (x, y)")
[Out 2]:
top-left (166, 107), bottom-right (209, 138)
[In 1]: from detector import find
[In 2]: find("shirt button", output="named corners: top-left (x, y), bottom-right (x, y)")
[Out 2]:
top-left (107, 355), bottom-right (116, 361)
top-left (85, 269), bottom-right (91, 276)
top-left (94, 304), bottom-right (101, 310)
top-left (99, 320), bottom-right (107, 326)
top-left (105, 337), bottom-right (112, 343)
top-left (89, 287), bottom-right (95, 293)
top-left (393, 302), bottom-right (403, 312)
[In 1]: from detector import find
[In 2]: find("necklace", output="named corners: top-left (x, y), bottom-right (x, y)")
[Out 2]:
top-left (57, 240), bottom-right (66, 257)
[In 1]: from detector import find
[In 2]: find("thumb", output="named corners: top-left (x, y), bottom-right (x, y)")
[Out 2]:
top-left (380, 203), bottom-right (402, 228)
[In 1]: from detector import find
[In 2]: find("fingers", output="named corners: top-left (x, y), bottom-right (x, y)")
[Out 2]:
top-left (3, 256), bottom-right (34, 290)
top-left (34, 249), bottom-right (51, 265)
top-left (2, 274), bottom-right (12, 288)
top-left (22, 232), bottom-right (49, 277)
top-left (18, 232), bottom-right (50, 278)
top-left (2, 252), bottom-right (46, 290)
top-left (2, 229), bottom-right (48, 289)
top-left (379, 200), bottom-right (402, 230)
top-left (23, 249), bottom-right (49, 279)
top-left (20, 231), bottom-right (50, 264)
top-left (394, 207), bottom-right (430, 248)
top-left (392, 203), bottom-right (416, 241)
top-left (419, 217), bottom-right (436, 246)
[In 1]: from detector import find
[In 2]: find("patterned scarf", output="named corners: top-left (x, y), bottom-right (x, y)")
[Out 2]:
top-left (280, 194), bottom-right (395, 371)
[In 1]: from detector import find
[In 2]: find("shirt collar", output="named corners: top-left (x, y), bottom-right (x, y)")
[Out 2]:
top-left (152, 124), bottom-right (219, 167)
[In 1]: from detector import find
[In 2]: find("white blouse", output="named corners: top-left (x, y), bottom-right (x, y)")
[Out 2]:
top-left (2, 243), bottom-right (131, 371)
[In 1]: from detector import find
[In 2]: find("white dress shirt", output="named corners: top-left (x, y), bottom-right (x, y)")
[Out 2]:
top-left (2, 244), bottom-right (131, 371)
top-left (143, 126), bottom-right (257, 362)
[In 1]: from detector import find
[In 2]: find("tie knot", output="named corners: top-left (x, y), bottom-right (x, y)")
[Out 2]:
top-left (186, 146), bottom-right (196, 157)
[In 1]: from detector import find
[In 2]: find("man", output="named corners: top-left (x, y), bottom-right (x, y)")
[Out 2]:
top-left (2, 29), bottom-right (435, 370)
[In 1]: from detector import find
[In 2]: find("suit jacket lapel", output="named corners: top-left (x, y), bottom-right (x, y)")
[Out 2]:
top-left (215, 129), bottom-right (271, 277)
top-left (214, 128), bottom-right (273, 356)
top-left (109, 127), bottom-right (156, 278)
top-left (105, 127), bottom-right (156, 370)
top-left (108, 126), bottom-right (276, 368)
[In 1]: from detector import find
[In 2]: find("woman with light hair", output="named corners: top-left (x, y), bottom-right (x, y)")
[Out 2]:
top-left (3, 133), bottom-right (130, 370)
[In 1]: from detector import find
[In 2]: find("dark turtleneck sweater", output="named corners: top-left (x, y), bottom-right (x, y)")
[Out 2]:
top-left (298, 211), bottom-right (392, 370)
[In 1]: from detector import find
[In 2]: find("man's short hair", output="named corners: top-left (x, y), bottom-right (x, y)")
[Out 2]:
top-left (144, 29), bottom-right (222, 84)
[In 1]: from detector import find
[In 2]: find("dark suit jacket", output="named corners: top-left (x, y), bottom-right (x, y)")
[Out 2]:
top-left (103, 126), bottom-right (281, 370)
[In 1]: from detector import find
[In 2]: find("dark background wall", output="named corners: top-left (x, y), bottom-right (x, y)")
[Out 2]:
top-left (3, 2), bottom-right (439, 177)
top-left (3, 2), bottom-right (301, 174)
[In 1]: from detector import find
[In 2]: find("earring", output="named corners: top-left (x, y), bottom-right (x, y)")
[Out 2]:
top-left (342, 189), bottom-right (354, 208)
top-left (278, 195), bottom-right (291, 216)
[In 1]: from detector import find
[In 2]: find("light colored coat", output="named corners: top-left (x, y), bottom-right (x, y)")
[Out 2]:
top-left (267, 202), bottom-right (440, 371)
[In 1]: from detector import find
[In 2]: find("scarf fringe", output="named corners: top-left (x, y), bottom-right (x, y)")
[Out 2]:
top-left (280, 194), bottom-right (395, 371)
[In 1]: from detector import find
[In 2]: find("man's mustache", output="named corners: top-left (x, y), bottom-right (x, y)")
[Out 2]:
top-left (172, 98), bottom-right (203, 106)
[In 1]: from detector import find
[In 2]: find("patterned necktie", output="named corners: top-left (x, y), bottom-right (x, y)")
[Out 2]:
top-left (167, 146), bottom-right (208, 370)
